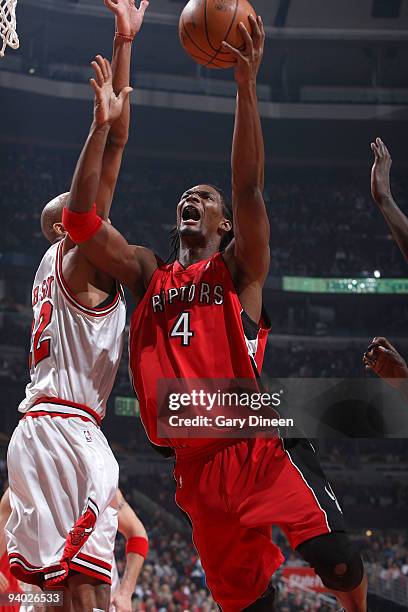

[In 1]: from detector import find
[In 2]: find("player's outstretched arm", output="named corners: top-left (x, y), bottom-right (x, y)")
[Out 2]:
top-left (112, 489), bottom-right (148, 612)
top-left (64, 56), bottom-right (156, 291)
top-left (371, 138), bottom-right (408, 264)
top-left (96, 0), bottom-right (149, 219)
top-left (363, 336), bottom-right (408, 399)
top-left (223, 16), bottom-right (270, 319)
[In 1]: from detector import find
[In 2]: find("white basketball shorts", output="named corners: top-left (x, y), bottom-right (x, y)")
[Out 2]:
top-left (6, 406), bottom-right (119, 588)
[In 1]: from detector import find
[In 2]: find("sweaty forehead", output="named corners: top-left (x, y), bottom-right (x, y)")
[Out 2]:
top-left (182, 185), bottom-right (220, 200)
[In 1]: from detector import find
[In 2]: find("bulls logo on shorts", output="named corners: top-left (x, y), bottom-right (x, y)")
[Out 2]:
top-left (70, 526), bottom-right (86, 546)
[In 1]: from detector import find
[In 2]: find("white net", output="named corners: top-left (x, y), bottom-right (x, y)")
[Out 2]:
top-left (0, 0), bottom-right (19, 57)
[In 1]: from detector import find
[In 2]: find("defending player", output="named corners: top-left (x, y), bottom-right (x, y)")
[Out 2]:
top-left (5, 2), bottom-right (148, 611)
top-left (0, 488), bottom-right (148, 612)
top-left (62, 15), bottom-right (367, 612)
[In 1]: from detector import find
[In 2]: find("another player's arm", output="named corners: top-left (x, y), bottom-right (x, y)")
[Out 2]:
top-left (223, 16), bottom-right (270, 320)
top-left (95, 0), bottom-right (149, 219)
top-left (64, 56), bottom-right (155, 292)
top-left (363, 337), bottom-right (408, 400)
top-left (371, 138), bottom-right (408, 263)
top-left (112, 489), bottom-right (148, 612)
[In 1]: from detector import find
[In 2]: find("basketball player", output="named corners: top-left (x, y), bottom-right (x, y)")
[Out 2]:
top-left (5, 2), bottom-right (148, 611)
top-left (62, 15), bottom-right (368, 612)
top-left (366, 139), bottom-right (408, 398)
top-left (0, 488), bottom-right (148, 612)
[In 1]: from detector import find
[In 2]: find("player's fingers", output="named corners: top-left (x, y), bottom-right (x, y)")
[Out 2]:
top-left (222, 40), bottom-right (246, 62)
top-left (383, 142), bottom-right (392, 161)
top-left (370, 142), bottom-right (379, 159)
top-left (104, 0), bottom-right (119, 12)
top-left (257, 15), bottom-right (265, 38)
top-left (91, 61), bottom-right (104, 87)
top-left (96, 54), bottom-right (108, 81)
top-left (378, 138), bottom-right (387, 157)
top-left (377, 346), bottom-right (393, 357)
top-left (375, 137), bottom-right (384, 157)
top-left (138, 0), bottom-right (149, 15)
top-left (238, 21), bottom-right (254, 53)
top-left (90, 78), bottom-right (101, 95)
top-left (248, 14), bottom-right (261, 42)
top-left (365, 343), bottom-right (379, 356)
top-left (363, 352), bottom-right (376, 366)
top-left (105, 58), bottom-right (113, 81)
top-left (118, 86), bottom-right (133, 103)
top-left (371, 336), bottom-right (393, 349)
top-left (94, 55), bottom-right (106, 82)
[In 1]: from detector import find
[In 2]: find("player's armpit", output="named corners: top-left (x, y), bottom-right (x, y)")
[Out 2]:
top-left (78, 221), bottom-right (157, 294)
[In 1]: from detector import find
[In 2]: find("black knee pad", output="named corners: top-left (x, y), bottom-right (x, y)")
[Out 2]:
top-left (242, 583), bottom-right (276, 611)
top-left (296, 532), bottom-right (364, 593)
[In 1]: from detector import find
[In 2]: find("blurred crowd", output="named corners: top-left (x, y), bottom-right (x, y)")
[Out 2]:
top-left (2, 146), bottom-right (408, 277)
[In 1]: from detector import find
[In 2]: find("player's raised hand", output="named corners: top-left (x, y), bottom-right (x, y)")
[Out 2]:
top-left (104, 0), bottom-right (149, 39)
top-left (363, 336), bottom-right (408, 388)
top-left (222, 14), bottom-right (265, 87)
top-left (371, 137), bottom-right (393, 206)
top-left (90, 55), bottom-right (133, 126)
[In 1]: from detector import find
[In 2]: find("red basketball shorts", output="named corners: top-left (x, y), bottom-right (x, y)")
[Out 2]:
top-left (174, 437), bottom-right (345, 611)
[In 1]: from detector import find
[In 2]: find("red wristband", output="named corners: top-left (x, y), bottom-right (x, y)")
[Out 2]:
top-left (62, 203), bottom-right (102, 244)
top-left (115, 31), bottom-right (134, 43)
top-left (126, 536), bottom-right (149, 558)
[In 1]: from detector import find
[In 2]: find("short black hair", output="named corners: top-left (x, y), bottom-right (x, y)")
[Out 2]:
top-left (168, 185), bottom-right (234, 263)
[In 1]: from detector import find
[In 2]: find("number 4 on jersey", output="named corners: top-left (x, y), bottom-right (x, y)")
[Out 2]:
top-left (170, 312), bottom-right (194, 346)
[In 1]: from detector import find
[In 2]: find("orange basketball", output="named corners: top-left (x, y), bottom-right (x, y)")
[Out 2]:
top-left (179, 0), bottom-right (256, 69)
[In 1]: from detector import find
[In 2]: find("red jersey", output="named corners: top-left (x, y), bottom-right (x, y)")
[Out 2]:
top-left (129, 252), bottom-right (270, 451)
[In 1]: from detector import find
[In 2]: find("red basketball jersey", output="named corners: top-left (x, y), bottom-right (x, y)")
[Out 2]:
top-left (129, 252), bottom-right (270, 451)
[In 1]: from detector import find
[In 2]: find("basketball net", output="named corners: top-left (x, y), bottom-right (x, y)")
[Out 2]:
top-left (0, 0), bottom-right (19, 57)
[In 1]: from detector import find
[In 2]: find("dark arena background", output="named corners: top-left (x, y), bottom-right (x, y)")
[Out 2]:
top-left (1, 0), bottom-right (408, 610)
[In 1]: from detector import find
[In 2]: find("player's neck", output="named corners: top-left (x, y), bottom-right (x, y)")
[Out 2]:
top-left (178, 241), bottom-right (218, 268)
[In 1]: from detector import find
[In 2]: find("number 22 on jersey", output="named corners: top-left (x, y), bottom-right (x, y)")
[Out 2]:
top-left (29, 301), bottom-right (53, 368)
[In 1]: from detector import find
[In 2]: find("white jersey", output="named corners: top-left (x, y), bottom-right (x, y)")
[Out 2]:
top-left (19, 239), bottom-right (126, 420)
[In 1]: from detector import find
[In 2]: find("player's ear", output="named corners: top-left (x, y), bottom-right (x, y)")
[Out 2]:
top-left (53, 222), bottom-right (66, 237)
top-left (219, 218), bottom-right (232, 233)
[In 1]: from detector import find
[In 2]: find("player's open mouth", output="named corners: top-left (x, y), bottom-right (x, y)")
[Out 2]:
top-left (182, 205), bottom-right (201, 222)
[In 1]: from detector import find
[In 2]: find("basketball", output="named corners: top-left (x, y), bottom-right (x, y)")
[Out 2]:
top-left (179, 0), bottom-right (257, 69)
